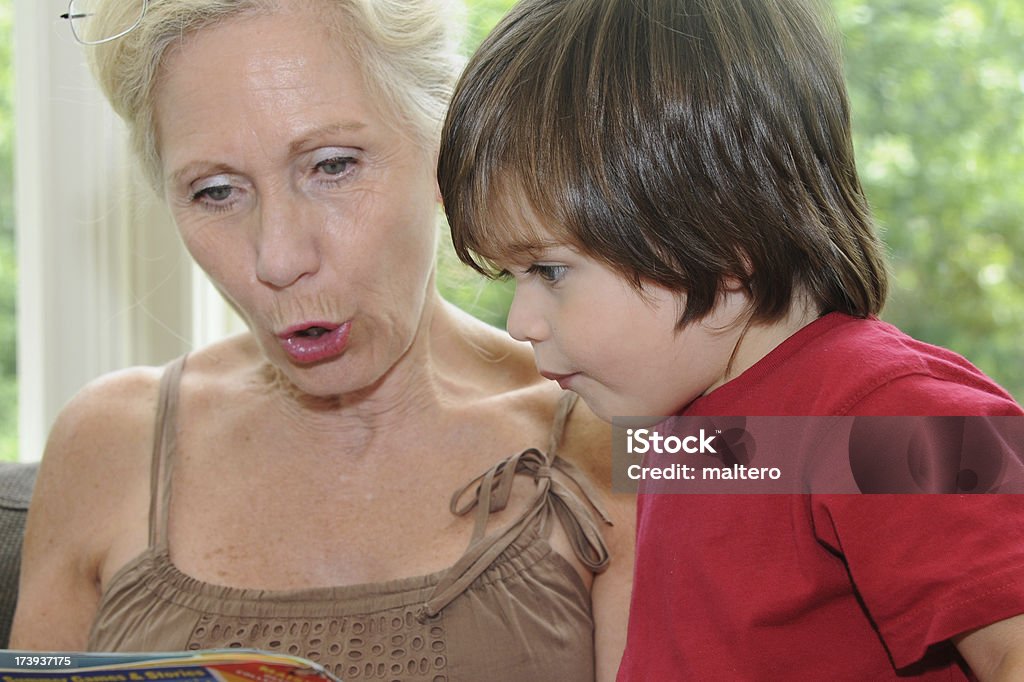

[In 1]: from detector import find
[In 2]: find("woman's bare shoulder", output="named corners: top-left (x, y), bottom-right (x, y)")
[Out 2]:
top-left (35, 362), bottom-right (171, 538)
top-left (52, 334), bottom-right (257, 453)
top-left (440, 305), bottom-right (608, 451)
top-left (45, 364), bottom-right (166, 470)
top-left (479, 371), bottom-right (619, 496)
top-left (13, 363), bottom-right (171, 649)
top-left (24, 364), bottom-right (165, 584)
top-left (438, 302), bottom-right (548, 393)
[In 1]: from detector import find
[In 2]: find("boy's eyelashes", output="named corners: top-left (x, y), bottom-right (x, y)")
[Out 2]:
top-left (525, 263), bottom-right (568, 283)
top-left (494, 263), bottom-right (569, 284)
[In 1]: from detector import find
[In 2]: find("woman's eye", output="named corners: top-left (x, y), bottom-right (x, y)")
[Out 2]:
top-left (526, 264), bottom-right (568, 283)
top-left (316, 156), bottom-right (354, 176)
top-left (195, 185), bottom-right (233, 202)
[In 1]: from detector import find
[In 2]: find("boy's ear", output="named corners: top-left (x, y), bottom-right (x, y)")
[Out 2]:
top-left (719, 277), bottom-right (754, 323)
top-left (736, 248), bottom-right (756, 279)
top-left (721, 274), bottom-right (747, 293)
top-left (719, 249), bottom-right (755, 293)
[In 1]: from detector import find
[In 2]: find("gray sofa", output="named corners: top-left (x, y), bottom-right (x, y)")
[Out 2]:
top-left (0, 461), bottom-right (38, 648)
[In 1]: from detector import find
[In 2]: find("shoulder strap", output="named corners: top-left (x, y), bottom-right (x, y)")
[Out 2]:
top-left (547, 391), bottom-right (578, 457)
top-left (147, 355), bottom-right (188, 549)
top-left (418, 391), bottom-right (612, 620)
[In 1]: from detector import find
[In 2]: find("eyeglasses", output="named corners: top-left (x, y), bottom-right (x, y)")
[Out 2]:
top-left (60, 0), bottom-right (148, 45)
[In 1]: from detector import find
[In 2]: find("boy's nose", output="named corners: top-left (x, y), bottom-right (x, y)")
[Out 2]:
top-left (506, 284), bottom-right (549, 343)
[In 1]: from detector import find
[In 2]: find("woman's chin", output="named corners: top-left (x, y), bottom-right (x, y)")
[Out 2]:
top-left (255, 347), bottom-right (349, 400)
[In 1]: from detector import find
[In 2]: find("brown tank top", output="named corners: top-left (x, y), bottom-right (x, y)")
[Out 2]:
top-left (88, 356), bottom-right (612, 681)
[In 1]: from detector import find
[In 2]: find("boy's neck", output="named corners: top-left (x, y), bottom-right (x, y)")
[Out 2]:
top-left (709, 291), bottom-right (822, 394)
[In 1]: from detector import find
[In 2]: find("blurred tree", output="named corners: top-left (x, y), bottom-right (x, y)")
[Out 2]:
top-left (839, 0), bottom-right (1024, 400)
top-left (463, 0), bottom-right (521, 46)
top-left (438, 0), bottom-right (1024, 400)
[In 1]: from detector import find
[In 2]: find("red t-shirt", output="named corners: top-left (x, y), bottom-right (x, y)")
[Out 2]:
top-left (616, 313), bottom-right (1024, 681)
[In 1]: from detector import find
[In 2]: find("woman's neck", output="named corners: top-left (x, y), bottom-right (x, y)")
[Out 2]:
top-left (255, 291), bottom-right (529, 447)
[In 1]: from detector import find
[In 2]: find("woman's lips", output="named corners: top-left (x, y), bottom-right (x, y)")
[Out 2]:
top-left (277, 320), bottom-right (351, 364)
top-left (540, 370), bottom-right (578, 390)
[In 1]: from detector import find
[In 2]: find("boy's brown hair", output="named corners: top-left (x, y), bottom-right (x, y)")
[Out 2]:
top-left (438, 0), bottom-right (889, 325)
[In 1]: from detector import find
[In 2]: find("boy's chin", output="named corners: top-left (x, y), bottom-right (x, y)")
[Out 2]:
top-left (574, 389), bottom-right (670, 428)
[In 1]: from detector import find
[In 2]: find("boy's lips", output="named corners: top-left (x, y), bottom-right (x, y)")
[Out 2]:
top-left (276, 320), bottom-right (351, 364)
top-left (539, 369), bottom-right (579, 390)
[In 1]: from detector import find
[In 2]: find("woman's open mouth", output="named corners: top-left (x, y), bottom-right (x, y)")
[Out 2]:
top-left (277, 321), bottom-right (352, 364)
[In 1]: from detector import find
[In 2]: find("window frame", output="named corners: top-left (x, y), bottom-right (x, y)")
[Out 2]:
top-left (12, 2), bottom-right (237, 461)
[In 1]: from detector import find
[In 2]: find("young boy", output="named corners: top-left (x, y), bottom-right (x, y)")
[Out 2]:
top-left (437, 0), bottom-right (1024, 679)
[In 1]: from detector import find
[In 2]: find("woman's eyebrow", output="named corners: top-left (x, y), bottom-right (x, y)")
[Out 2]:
top-left (165, 121), bottom-right (369, 187)
top-left (167, 161), bottom-right (236, 189)
top-left (288, 121), bottom-right (368, 155)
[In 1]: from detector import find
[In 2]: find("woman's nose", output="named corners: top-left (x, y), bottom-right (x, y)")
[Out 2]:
top-left (255, 194), bottom-right (322, 288)
top-left (506, 284), bottom-right (549, 344)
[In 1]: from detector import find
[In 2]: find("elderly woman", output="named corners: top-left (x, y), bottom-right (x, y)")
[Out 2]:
top-left (10, 1), bottom-right (633, 679)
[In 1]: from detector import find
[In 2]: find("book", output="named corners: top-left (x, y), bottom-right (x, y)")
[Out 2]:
top-left (0, 649), bottom-right (342, 682)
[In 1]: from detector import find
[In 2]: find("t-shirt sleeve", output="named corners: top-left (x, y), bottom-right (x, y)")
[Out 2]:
top-left (812, 494), bottom-right (1024, 669)
top-left (818, 373), bottom-right (1024, 668)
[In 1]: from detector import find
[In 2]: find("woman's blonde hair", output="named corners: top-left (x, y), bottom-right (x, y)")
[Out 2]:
top-left (87, 0), bottom-right (464, 188)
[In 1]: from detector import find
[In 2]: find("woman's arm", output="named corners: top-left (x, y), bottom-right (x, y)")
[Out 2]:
top-left (590, 489), bottom-right (636, 682)
top-left (10, 368), bottom-right (159, 650)
top-left (956, 614), bottom-right (1024, 682)
top-left (559, 405), bottom-right (636, 682)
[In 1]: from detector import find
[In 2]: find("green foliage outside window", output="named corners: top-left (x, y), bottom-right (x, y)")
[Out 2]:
top-left (841, 0), bottom-right (1024, 401)
top-left (1, 0), bottom-right (17, 460)
top-left (434, 0), bottom-right (519, 329)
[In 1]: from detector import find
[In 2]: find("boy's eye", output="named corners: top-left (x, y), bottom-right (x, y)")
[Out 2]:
top-left (526, 264), bottom-right (568, 283)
